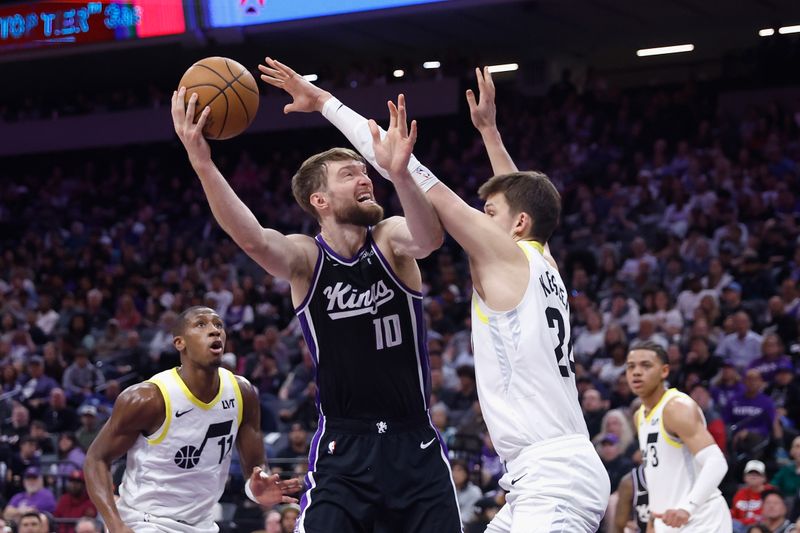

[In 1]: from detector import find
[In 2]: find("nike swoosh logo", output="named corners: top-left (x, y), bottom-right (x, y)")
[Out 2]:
top-left (420, 438), bottom-right (436, 449)
top-left (175, 409), bottom-right (193, 418)
top-left (511, 473), bottom-right (527, 485)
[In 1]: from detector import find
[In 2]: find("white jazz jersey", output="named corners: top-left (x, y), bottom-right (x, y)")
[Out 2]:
top-left (117, 367), bottom-right (244, 527)
top-left (636, 388), bottom-right (728, 533)
top-left (471, 241), bottom-right (588, 462)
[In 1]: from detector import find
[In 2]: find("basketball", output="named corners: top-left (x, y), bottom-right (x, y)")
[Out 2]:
top-left (178, 57), bottom-right (259, 140)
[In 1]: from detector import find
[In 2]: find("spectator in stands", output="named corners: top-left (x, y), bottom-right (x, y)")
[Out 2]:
top-left (581, 388), bottom-right (607, 440)
top-left (689, 383), bottom-right (728, 455)
top-left (3, 467), bottom-right (56, 522)
top-left (92, 320), bottom-right (124, 361)
top-left (597, 433), bottom-right (632, 493)
top-left (16, 511), bottom-right (45, 533)
top-left (465, 496), bottom-right (502, 533)
top-left (451, 459), bottom-right (481, 523)
top-left (279, 503), bottom-right (300, 533)
top-left (749, 335), bottom-right (793, 385)
top-left (608, 373), bottom-right (636, 410)
top-left (767, 363), bottom-right (800, 432)
top-left (274, 423), bottom-right (309, 473)
top-left (61, 350), bottom-right (104, 402)
top-left (771, 437), bottom-right (800, 498)
top-left (56, 432), bottom-right (85, 477)
top-left (757, 489), bottom-right (796, 533)
top-left (712, 360), bottom-right (745, 414)
top-left (717, 312), bottom-right (765, 370)
top-left (113, 294), bottom-right (141, 331)
top-left (677, 274), bottom-right (717, 321)
top-left (2, 402), bottom-right (30, 447)
top-left (447, 365), bottom-right (479, 413)
top-left (74, 517), bottom-right (101, 533)
top-left (6, 437), bottom-right (40, 498)
top-left (251, 353), bottom-right (285, 398)
top-left (727, 369), bottom-right (778, 450)
top-left (20, 356), bottom-right (58, 419)
top-left (684, 336), bottom-right (725, 383)
top-left (42, 389), bottom-right (78, 434)
top-left (41, 343), bottom-right (65, 385)
top-left (74, 405), bottom-right (101, 452)
top-left (733, 460), bottom-right (777, 529)
top-left (764, 296), bottom-right (799, 350)
top-left (28, 421), bottom-right (54, 455)
top-left (53, 470), bottom-right (96, 533)
top-left (594, 409), bottom-right (635, 458)
top-left (573, 309), bottom-right (605, 362)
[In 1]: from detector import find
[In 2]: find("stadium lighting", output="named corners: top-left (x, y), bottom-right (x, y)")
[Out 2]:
top-left (636, 44), bottom-right (695, 57)
top-left (758, 28), bottom-right (775, 37)
top-left (779, 25), bottom-right (800, 34)
top-left (302, 74), bottom-right (318, 82)
top-left (423, 61), bottom-right (441, 69)
top-left (487, 63), bottom-right (519, 74)
top-left (393, 69), bottom-right (405, 78)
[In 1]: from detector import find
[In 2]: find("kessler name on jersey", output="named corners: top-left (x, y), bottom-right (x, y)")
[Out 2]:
top-left (539, 270), bottom-right (568, 310)
top-left (322, 279), bottom-right (395, 320)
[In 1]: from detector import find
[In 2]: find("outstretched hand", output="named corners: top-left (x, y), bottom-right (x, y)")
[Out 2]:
top-left (368, 94), bottom-right (417, 180)
top-left (258, 57), bottom-right (332, 114)
top-left (652, 508), bottom-right (690, 528)
top-left (466, 66), bottom-right (497, 133)
top-left (249, 467), bottom-right (303, 507)
top-left (171, 87), bottom-right (211, 166)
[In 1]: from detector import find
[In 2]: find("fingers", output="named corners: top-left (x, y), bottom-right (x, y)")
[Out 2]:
top-left (171, 87), bottom-right (186, 128)
top-left (368, 119), bottom-right (382, 146)
top-left (484, 66), bottom-right (496, 93)
top-left (282, 496), bottom-right (300, 504)
top-left (387, 100), bottom-right (398, 130)
top-left (408, 119), bottom-right (418, 146)
top-left (272, 58), bottom-right (298, 77)
top-left (185, 91), bottom-right (198, 129)
top-left (397, 94), bottom-right (408, 137)
top-left (465, 88), bottom-right (478, 111)
top-left (195, 105), bottom-right (211, 133)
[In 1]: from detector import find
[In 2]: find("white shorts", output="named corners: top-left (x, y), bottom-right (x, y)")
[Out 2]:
top-left (654, 495), bottom-right (731, 533)
top-left (118, 506), bottom-right (219, 533)
top-left (485, 434), bottom-right (610, 533)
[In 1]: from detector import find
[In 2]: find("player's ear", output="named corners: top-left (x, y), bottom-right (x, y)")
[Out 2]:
top-left (310, 191), bottom-right (328, 212)
top-left (514, 212), bottom-right (532, 239)
top-left (173, 335), bottom-right (185, 352)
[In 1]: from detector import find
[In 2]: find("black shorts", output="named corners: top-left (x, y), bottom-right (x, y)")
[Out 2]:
top-left (296, 412), bottom-right (462, 533)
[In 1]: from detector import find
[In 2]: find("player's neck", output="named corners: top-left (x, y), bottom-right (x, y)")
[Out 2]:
top-left (641, 385), bottom-right (668, 413)
top-left (320, 223), bottom-right (368, 258)
top-left (177, 364), bottom-right (221, 404)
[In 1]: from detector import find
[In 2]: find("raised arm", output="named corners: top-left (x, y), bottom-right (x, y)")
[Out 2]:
top-left (84, 383), bottom-right (164, 533)
top-left (259, 59), bottom-right (442, 259)
top-left (234, 376), bottom-right (302, 507)
top-left (170, 88), bottom-right (314, 282)
top-left (367, 95), bottom-right (443, 258)
top-left (466, 67), bottom-right (518, 175)
top-left (655, 396), bottom-right (728, 529)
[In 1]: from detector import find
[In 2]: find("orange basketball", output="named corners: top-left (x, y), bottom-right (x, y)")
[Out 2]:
top-left (178, 57), bottom-right (259, 140)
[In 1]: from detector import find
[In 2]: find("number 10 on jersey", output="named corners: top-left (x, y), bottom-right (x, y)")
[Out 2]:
top-left (373, 313), bottom-right (402, 350)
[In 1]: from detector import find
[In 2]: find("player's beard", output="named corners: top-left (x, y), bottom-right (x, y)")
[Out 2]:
top-left (334, 200), bottom-right (384, 227)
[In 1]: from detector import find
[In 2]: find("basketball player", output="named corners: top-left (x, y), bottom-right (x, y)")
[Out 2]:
top-left (84, 306), bottom-right (301, 533)
top-left (613, 465), bottom-right (650, 533)
top-left (626, 342), bottom-right (730, 532)
top-left (169, 88), bottom-right (462, 533)
top-left (260, 58), bottom-right (609, 532)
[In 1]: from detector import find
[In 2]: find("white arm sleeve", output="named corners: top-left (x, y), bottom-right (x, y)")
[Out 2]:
top-left (677, 444), bottom-right (728, 515)
top-left (321, 97), bottom-right (440, 191)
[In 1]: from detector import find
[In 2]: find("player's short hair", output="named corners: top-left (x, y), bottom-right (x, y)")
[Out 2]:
top-left (628, 341), bottom-right (668, 364)
top-left (477, 171), bottom-right (561, 243)
top-left (172, 306), bottom-right (217, 337)
top-left (292, 147), bottom-right (366, 220)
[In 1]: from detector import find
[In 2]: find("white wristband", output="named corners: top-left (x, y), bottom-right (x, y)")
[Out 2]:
top-left (244, 478), bottom-right (259, 504)
top-left (321, 97), bottom-right (440, 192)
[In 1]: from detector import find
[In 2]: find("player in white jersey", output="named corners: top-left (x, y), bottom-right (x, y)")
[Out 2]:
top-left (84, 307), bottom-right (301, 533)
top-left (626, 342), bottom-right (731, 533)
top-left (260, 58), bottom-right (609, 532)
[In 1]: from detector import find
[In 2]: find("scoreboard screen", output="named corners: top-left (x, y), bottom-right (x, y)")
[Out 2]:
top-left (0, 0), bottom-right (186, 54)
top-left (204, 0), bottom-right (449, 28)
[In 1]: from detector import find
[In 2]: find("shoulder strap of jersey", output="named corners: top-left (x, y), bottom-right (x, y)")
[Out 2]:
top-left (143, 376), bottom-right (171, 445)
top-left (223, 369), bottom-right (244, 427)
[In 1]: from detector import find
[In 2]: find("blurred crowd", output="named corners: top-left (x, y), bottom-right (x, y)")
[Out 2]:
top-left (1, 54), bottom-right (800, 533)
